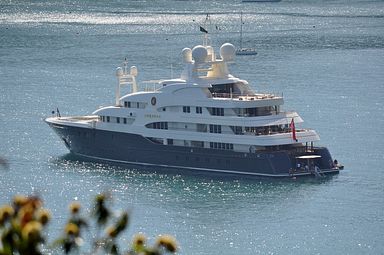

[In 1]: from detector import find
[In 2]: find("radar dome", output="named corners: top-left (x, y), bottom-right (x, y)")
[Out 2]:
top-left (220, 43), bottom-right (235, 61)
top-left (116, 67), bottom-right (123, 77)
top-left (130, 66), bottom-right (138, 76)
top-left (182, 48), bottom-right (192, 63)
top-left (192, 45), bottom-right (208, 64)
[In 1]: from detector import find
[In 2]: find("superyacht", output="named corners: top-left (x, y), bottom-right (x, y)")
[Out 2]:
top-left (45, 42), bottom-right (342, 177)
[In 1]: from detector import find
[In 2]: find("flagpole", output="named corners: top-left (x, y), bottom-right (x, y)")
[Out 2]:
top-left (293, 118), bottom-right (296, 141)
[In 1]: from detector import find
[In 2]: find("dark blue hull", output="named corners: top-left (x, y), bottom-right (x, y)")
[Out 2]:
top-left (47, 123), bottom-right (339, 177)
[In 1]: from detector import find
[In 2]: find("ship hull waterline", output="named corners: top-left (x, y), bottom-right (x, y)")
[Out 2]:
top-left (47, 121), bottom-right (340, 178)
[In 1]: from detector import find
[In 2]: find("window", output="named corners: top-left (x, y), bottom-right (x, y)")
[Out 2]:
top-left (107, 116), bottom-right (110, 122)
top-left (125, 101), bottom-right (146, 109)
top-left (197, 124), bottom-right (207, 132)
top-left (208, 83), bottom-right (236, 94)
top-left (123, 118), bottom-right (127, 124)
top-left (209, 124), bottom-right (221, 133)
top-left (211, 107), bottom-right (224, 116)
top-left (146, 122), bottom-right (168, 130)
top-left (230, 126), bottom-right (243, 135)
top-left (196, 107), bottom-right (202, 114)
top-left (160, 122), bottom-right (168, 129)
top-left (209, 142), bottom-right (234, 151)
top-left (183, 106), bottom-right (190, 113)
top-left (116, 117), bottom-right (120, 123)
top-left (167, 139), bottom-right (173, 145)
top-left (191, 141), bottom-right (204, 148)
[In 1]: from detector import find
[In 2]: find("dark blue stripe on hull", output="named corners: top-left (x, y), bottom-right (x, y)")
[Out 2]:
top-left (48, 123), bottom-right (339, 177)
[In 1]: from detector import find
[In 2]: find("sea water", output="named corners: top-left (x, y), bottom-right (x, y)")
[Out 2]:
top-left (0, 0), bottom-right (383, 254)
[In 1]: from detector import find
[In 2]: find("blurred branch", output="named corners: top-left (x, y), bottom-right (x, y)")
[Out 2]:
top-left (1, 192), bottom-right (178, 255)
top-left (0, 156), bottom-right (9, 170)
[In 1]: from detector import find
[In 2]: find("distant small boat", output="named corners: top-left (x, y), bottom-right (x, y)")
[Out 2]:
top-left (236, 12), bottom-right (257, 56)
top-left (236, 48), bottom-right (258, 55)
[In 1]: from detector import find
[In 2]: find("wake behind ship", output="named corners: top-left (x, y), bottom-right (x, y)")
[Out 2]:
top-left (45, 42), bottom-right (342, 177)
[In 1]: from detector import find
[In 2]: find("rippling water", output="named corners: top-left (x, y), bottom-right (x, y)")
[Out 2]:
top-left (1, 0), bottom-right (384, 254)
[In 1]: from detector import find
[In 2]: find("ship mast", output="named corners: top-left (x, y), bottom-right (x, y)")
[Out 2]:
top-left (239, 12), bottom-right (243, 49)
top-left (115, 59), bottom-right (138, 106)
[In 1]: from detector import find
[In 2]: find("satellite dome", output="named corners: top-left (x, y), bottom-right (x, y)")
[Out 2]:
top-left (116, 67), bottom-right (123, 77)
top-left (192, 45), bottom-right (208, 64)
top-left (130, 66), bottom-right (138, 76)
top-left (220, 43), bottom-right (235, 61)
top-left (182, 48), bottom-right (192, 63)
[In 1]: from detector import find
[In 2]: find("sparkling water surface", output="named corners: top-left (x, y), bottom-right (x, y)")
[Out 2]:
top-left (1, 0), bottom-right (384, 254)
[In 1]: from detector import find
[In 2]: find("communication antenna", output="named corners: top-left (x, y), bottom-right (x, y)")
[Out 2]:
top-left (166, 38), bottom-right (174, 78)
top-left (198, 13), bottom-right (214, 47)
top-left (115, 58), bottom-right (138, 106)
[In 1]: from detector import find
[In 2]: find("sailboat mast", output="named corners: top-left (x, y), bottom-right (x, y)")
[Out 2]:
top-left (235, 11), bottom-right (257, 55)
top-left (239, 12), bottom-right (243, 49)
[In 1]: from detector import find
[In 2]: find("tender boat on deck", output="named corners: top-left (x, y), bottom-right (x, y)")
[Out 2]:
top-left (45, 42), bottom-right (341, 177)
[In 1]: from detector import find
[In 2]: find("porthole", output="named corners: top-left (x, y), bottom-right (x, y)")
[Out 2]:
top-left (151, 97), bottom-right (156, 106)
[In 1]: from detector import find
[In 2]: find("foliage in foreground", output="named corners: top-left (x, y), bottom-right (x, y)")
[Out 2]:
top-left (0, 193), bottom-right (177, 255)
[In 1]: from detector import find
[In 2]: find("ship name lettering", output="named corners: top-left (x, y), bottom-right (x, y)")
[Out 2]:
top-left (145, 114), bottom-right (161, 118)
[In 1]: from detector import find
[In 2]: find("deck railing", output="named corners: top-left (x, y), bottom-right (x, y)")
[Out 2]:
top-left (147, 126), bottom-right (309, 137)
top-left (57, 116), bottom-right (99, 122)
top-left (211, 92), bottom-right (282, 100)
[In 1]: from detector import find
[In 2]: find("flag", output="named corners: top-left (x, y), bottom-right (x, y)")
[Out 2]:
top-left (199, 26), bottom-right (208, 33)
top-left (290, 118), bottom-right (297, 142)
